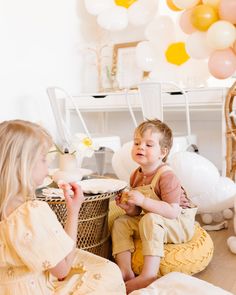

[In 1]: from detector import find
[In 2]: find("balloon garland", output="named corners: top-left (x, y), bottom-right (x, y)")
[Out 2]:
top-left (84, 0), bottom-right (236, 81)
top-left (170, 0), bottom-right (236, 79)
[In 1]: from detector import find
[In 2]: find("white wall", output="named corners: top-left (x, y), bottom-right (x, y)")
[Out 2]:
top-left (0, 0), bottom-right (83, 138)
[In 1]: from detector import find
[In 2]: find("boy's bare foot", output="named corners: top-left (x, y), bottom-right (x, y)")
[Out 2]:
top-left (125, 274), bottom-right (157, 294)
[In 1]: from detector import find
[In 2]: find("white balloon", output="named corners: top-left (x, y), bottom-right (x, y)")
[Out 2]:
top-left (169, 151), bottom-right (220, 197)
top-left (112, 141), bottom-right (138, 183)
top-left (145, 16), bottom-right (176, 48)
top-left (97, 6), bottom-right (128, 31)
top-left (84, 0), bottom-right (112, 16)
top-left (201, 213), bottom-right (213, 224)
top-left (186, 32), bottom-right (213, 59)
top-left (223, 208), bottom-right (234, 219)
top-left (207, 20), bottom-right (236, 50)
top-left (191, 176), bottom-right (236, 214)
top-left (135, 41), bottom-right (157, 72)
top-left (149, 61), bottom-right (179, 83)
top-left (128, 0), bottom-right (158, 27)
top-left (178, 59), bottom-right (210, 88)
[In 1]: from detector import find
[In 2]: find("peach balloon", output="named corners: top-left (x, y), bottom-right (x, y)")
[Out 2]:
top-left (233, 41), bottom-right (236, 55)
top-left (191, 4), bottom-right (218, 31)
top-left (179, 8), bottom-right (197, 34)
top-left (219, 0), bottom-right (236, 25)
top-left (208, 48), bottom-right (236, 79)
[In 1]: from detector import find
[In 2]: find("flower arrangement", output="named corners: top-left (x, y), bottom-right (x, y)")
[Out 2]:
top-left (48, 133), bottom-right (95, 174)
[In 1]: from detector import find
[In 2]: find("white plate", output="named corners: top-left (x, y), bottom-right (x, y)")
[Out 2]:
top-left (78, 178), bottom-right (127, 194)
top-left (37, 176), bottom-right (53, 189)
top-left (49, 168), bottom-right (93, 178)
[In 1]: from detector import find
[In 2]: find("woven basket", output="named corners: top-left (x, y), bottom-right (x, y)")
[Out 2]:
top-left (38, 191), bottom-right (119, 258)
top-left (225, 81), bottom-right (236, 181)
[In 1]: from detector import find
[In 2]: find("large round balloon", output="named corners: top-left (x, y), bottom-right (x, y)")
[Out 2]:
top-left (165, 42), bottom-right (190, 66)
top-left (234, 41), bottom-right (236, 55)
top-left (186, 31), bottom-right (213, 59)
top-left (219, 0), bottom-right (236, 24)
top-left (169, 151), bottom-right (220, 196)
top-left (128, 0), bottom-right (157, 27)
top-left (208, 48), bottom-right (236, 79)
top-left (191, 4), bottom-right (218, 31)
top-left (202, 0), bottom-right (220, 9)
top-left (97, 6), bottom-right (128, 31)
top-left (115, 0), bottom-right (137, 9)
top-left (145, 16), bottom-right (176, 49)
top-left (191, 176), bottom-right (236, 214)
top-left (179, 8), bottom-right (197, 34)
top-left (84, 0), bottom-right (112, 15)
top-left (206, 20), bottom-right (236, 50)
top-left (135, 41), bottom-right (157, 72)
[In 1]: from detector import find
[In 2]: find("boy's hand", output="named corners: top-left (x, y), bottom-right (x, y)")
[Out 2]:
top-left (115, 193), bottom-right (141, 216)
top-left (126, 190), bottom-right (145, 207)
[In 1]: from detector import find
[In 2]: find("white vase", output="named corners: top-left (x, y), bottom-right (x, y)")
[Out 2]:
top-left (59, 154), bottom-right (79, 172)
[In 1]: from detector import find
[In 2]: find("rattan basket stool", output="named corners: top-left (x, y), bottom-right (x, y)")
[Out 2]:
top-left (38, 191), bottom-right (121, 259)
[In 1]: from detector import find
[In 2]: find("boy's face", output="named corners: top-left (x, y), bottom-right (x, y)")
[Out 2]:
top-left (131, 129), bottom-right (167, 168)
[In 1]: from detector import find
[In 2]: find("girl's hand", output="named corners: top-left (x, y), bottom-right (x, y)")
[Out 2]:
top-left (59, 182), bottom-right (85, 215)
top-left (127, 190), bottom-right (145, 207)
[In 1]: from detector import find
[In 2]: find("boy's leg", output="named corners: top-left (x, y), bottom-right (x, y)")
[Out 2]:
top-left (112, 215), bottom-right (141, 281)
top-left (115, 250), bottom-right (135, 282)
top-left (125, 255), bottom-right (160, 294)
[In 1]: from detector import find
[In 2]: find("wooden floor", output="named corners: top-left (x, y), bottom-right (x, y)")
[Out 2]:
top-left (195, 218), bottom-right (236, 294)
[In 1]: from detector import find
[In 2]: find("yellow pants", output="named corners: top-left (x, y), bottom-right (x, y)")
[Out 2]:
top-left (112, 207), bottom-right (197, 258)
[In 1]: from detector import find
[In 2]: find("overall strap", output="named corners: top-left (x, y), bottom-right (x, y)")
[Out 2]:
top-left (150, 165), bottom-right (173, 187)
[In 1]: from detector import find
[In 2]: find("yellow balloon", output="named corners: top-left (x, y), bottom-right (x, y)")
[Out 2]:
top-left (115, 0), bottom-right (137, 9)
top-left (202, 0), bottom-right (220, 9)
top-left (166, 0), bottom-right (182, 11)
top-left (165, 42), bottom-right (190, 66)
top-left (191, 4), bottom-right (218, 31)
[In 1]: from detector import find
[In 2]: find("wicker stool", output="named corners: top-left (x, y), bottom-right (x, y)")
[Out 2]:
top-left (37, 191), bottom-right (121, 258)
top-left (225, 81), bottom-right (236, 181)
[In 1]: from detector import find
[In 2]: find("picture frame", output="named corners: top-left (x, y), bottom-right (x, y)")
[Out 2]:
top-left (111, 41), bottom-right (147, 90)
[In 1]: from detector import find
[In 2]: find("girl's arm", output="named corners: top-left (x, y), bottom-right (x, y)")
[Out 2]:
top-left (49, 182), bottom-right (84, 279)
top-left (127, 190), bottom-right (181, 219)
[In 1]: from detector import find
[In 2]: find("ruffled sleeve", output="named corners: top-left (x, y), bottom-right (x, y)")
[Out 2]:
top-left (6, 200), bottom-right (74, 272)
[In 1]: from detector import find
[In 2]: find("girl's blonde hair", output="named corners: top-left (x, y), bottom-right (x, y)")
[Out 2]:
top-left (135, 119), bottom-right (173, 162)
top-left (0, 120), bottom-right (53, 219)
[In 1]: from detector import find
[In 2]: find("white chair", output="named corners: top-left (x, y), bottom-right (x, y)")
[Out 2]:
top-left (112, 81), bottom-right (198, 182)
top-left (47, 87), bottom-right (121, 175)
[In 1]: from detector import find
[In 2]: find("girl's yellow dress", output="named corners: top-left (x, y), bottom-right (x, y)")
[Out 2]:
top-left (0, 200), bottom-right (125, 294)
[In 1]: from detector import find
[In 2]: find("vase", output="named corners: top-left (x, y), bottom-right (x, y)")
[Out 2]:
top-left (59, 154), bottom-right (80, 172)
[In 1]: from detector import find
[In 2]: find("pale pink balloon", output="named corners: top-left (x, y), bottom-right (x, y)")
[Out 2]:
top-left (208, 48), bottom-right (236, 79)
top-left (179, 8), bottom-right (197, 34)
top-left (219, 0), bottom-right (236, 24)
